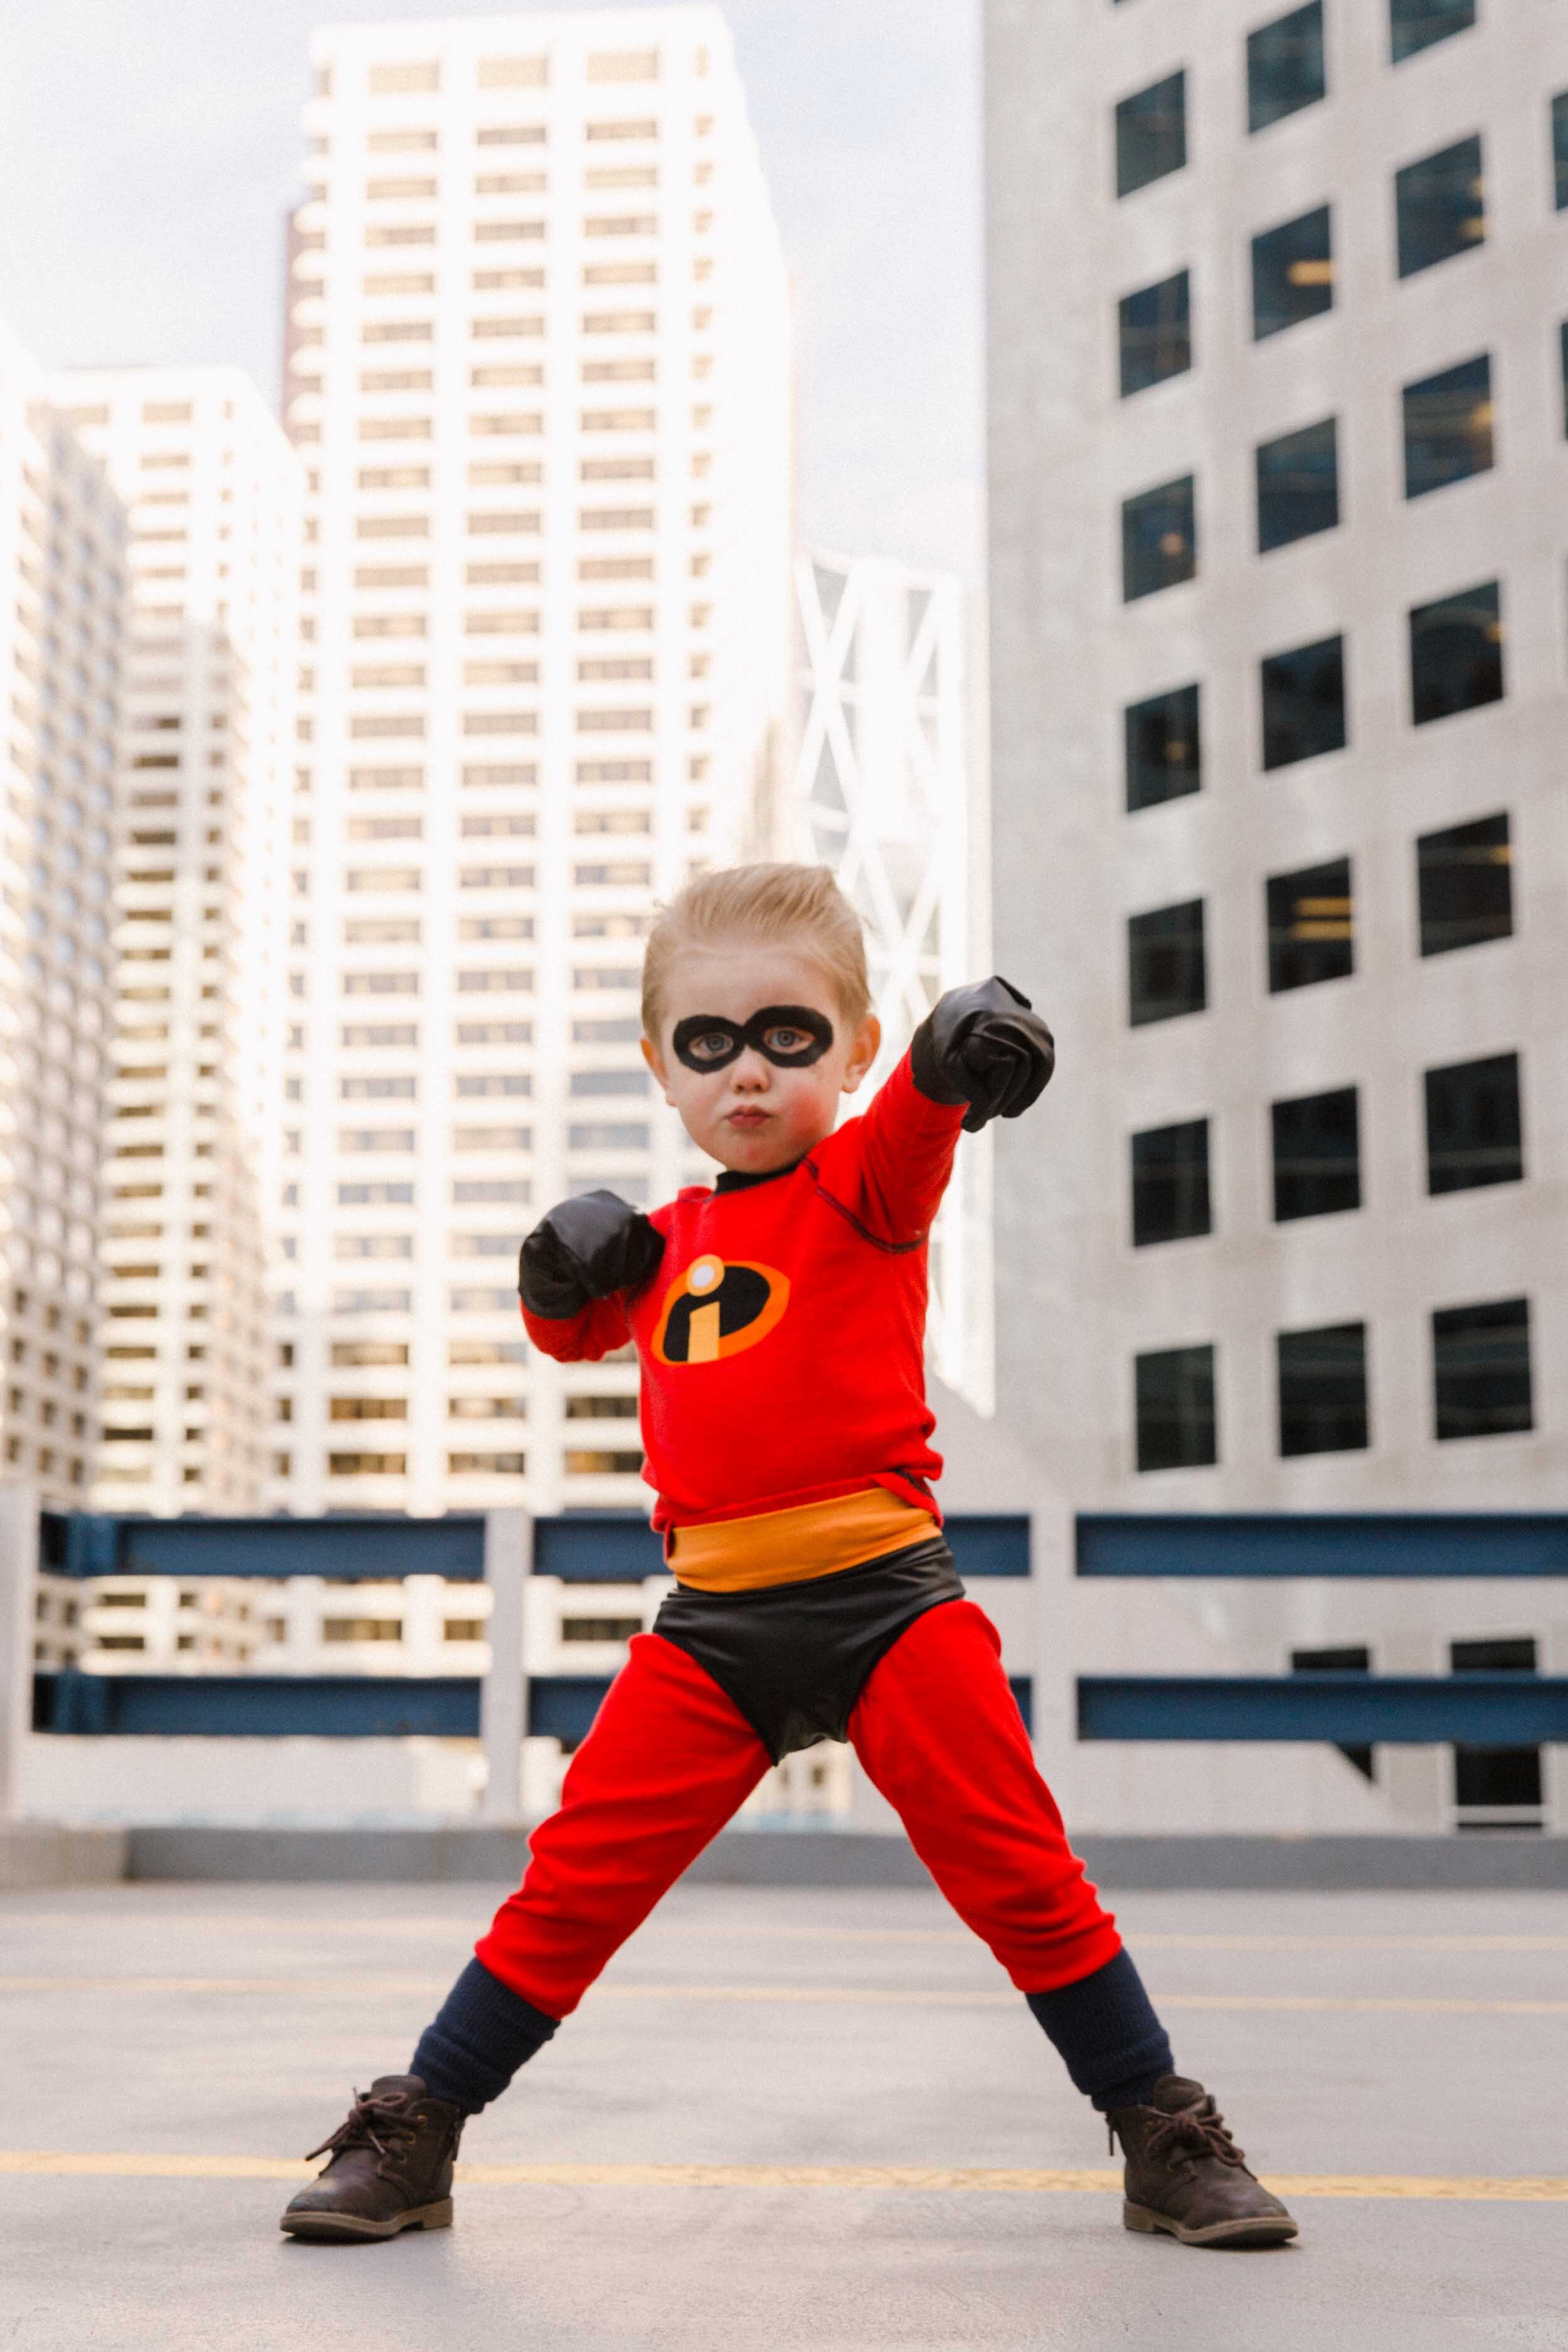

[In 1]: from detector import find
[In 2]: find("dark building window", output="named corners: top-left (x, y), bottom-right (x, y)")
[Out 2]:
top-left (1555, 93), bottom-right (1568, 211)
top-left (1433, 1298), bottom-right (1533, 1441)
top-left (1396, 135), bottom-right (1485, 278)
top-left (1278, 1322), bottom-right (1369, 1456)
top-left (1251, 205), bottom-right (1333, 340)
top-left (1266, 857), bottom-right (1353, 992)
top-left (1122, 475), bottom-right (1197, 600)
top-left (1247, 2), bottom-right (1326, 134)
top-left (1116, 72), bottom-right (1188, 198)
top-left (1272, 1086), bottom-right (1360, 1221)
top-left (1119, 270), bottom-right (1192, 396)
top-left (1424, 1051), bottom-right (1523, 1195)
top-left (1291, 1645), bottom-right (1375, 1782)
top-left (1131, 1118), bottom-right (1212, 1246)
top-left (1416, 812), bottom-right (1512, 956)
top-left (1409, 580), bottom-right (1503, 724)
top-left (1135, 1343), bottom-right (1217, 1471)
top-left (1256, 417), bottom-right (1339, 552)
top-left (1128, 899), bottom-right (1207, 1025)
top-left (1125, 682), bottom-right (1201, 811)
top-left (1261, 633), bottom-right (1347, 770)
top-left (1389, 0), bottom-right (1475, 62)
top-left (1560, 322), bottom-right (1568, 437)
top-left (1449, 1636), bottom-right (1542, 1833)
top-left (1402, 354), bottom-right (1493, 498)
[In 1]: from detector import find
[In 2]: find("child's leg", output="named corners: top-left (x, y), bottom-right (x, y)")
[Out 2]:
top-left (845, 1599), bottom-right (1172, 2109)
top-left (847, 1601), bottom-right (1298, 2247)
top-left (414, 1631), bottom-right (771, 2111)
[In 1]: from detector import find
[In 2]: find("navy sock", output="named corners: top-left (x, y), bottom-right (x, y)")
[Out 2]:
top-left (411, 1957), bottom-right (559, 2115)
top-left (1025, 1947), bottom-right (1174, 2113)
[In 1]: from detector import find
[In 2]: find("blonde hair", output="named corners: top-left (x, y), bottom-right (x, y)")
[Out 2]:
top-left (642, 862), bottom-right (871, 1038)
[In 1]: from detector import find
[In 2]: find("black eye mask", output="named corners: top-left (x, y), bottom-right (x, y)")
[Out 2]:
top-left (671, 1004), bottom-right (835, 1072)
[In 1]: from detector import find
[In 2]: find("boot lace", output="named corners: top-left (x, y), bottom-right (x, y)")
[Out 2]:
top-left (305, 2087), bottom-right (421, 2168)
top-left (1145, 2095), bottom-right (1246, 2170)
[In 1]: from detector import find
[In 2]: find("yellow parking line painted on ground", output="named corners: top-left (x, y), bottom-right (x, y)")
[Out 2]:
top-left (10, 1913), bottom-right (1568, 1956)
top-left (1156, 1994), bottom-right (1568, 2017)
top-left (3, 2151), bottom-right (1567, 2201)
top-left (0, 1975), bottom-right (450, 1996)
top-left (1135, 1934), bottom-right (1568, 1955)
top-left (6, 1974), bottom-right (1568, 2018)
top-left (0, 2153), bottom-right (312, 2183)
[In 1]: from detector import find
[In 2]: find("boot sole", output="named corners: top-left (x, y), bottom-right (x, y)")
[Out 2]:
top-left (1124, 2200), bottom-right (1298, 2249)
top-left (280, 2197), bottom-right (453, 2243)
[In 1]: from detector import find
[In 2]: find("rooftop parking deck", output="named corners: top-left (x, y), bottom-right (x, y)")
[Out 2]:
top-left (3, 1878), bottom-right (1567, 2351)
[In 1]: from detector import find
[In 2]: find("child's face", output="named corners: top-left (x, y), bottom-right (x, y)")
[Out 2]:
top-left (642, 939), bottom-right (881, 1174)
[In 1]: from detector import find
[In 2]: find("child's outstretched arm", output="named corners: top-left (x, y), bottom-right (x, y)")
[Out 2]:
top-left (517, 1189), bottom-right (665, 1360)
top-left (829, 976), bottom-right (1056, 1246)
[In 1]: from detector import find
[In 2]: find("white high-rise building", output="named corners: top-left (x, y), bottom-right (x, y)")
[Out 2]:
top-left (0, 322), bottom-right (124, 1508)
top-left (277, 9), bottom-right (790, 1520)
top-left (985, 1), bottom-right (1568, 1831)
top-left (53, 371), bottom-right (303, 1515)
top-left (790, 549), bottom-right (992, 1404)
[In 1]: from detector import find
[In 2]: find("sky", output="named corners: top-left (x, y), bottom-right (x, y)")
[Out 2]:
top-left (0, 0), bottom-right (985, 585)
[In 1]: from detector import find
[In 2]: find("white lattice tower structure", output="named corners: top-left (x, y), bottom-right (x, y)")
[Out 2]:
top-left (791, 549), bottom-right (992, 1404)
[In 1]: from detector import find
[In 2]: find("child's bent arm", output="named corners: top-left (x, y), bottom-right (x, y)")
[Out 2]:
top-left (820, 977), bottom-right (1055, 1248)
top-left (818, 1051), bottom-right (965, 1248)
top-left (516, 1189), bottom-right (662, 1359)
top-left (521, 1293), bottom-right (633, 1362)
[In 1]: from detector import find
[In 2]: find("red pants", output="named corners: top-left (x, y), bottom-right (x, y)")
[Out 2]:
top-left (475, 1599), bottom-right (1121, 2020)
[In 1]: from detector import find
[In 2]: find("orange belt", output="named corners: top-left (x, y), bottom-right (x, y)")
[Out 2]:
top-left (667, 1487), bottom-right (940, 1594)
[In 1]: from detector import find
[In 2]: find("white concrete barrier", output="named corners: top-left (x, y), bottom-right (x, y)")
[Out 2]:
top-left (0, 1480), bottom-right (41, 1820)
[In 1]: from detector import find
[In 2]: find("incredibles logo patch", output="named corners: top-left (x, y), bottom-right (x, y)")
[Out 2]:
top-left (650, 1253), bottom-right (790, 1366)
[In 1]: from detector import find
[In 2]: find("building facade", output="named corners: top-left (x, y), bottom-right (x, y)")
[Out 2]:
top-left (986, 1), bottom-right (1568, 1828)
top-left (0, 320), bottom-right (124, 1508)
top-left (790, 548), bottom-right (992, 1403)
top-left (52, 369), bottom-right (303, 1515)
top-left (275, 6), bottom-right (790, 1520)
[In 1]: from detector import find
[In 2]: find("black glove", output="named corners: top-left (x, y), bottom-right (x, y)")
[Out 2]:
top-left (518, 1190), bottom-right (665, 1319)
top-left (910, 976), bottom-right (1056, 1133)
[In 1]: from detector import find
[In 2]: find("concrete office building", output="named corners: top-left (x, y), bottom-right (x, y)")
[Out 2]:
top-left (790, 549), bottom-right (992, 1404)
top-left (276, 7), bottom-right (790, 1520)
top-left (53, 371), bottom-right (303, 1515)
top-left (0, 321), bottom-right (124, 1508)
top-left (987, 1), bottom-right (1568, 1828)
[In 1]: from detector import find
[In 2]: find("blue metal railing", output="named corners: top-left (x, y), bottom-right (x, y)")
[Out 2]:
top-left (30, 1508), bottom-right (1032, 1743)
top-left (1075, 1512), bottom-right (1568, 1747)
top-left (1078, 1674), bottom-right (1568, 1745)
top-left (43, 1510), bottom-right (1032, 1586)
top-left (1077, 1513), bottom-right (1568, 1581)
top-left (34, 1507), bottom-right (1568, 1751)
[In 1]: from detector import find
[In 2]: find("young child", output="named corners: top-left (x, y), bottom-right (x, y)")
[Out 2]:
top-left (282, 863), bottom-right (1296, 2253)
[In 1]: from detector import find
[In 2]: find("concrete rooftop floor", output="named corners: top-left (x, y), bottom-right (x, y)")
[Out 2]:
top-left (3, 1875), bottom-right (1567, 2351)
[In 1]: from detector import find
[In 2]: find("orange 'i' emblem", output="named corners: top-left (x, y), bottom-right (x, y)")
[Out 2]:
top-left (650, 1253), bottom-right (790, 1367)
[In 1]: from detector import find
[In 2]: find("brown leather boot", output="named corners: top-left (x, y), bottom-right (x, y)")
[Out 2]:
top-left (1106, 2074), bottom-right (1298, 2249)
top-left (280, 2075), bottom-right (464, 2243)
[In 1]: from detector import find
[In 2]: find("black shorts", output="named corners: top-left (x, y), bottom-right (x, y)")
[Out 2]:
top-left (650, 1536), bottom-right (964, 1764)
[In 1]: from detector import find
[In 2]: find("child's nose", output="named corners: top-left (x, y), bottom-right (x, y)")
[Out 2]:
top-left (731, 1047), bottom-right (772, 1088)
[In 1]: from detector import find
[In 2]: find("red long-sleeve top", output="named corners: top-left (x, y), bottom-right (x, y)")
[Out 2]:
top-left (521, 1051), bottom-right (966, 1534)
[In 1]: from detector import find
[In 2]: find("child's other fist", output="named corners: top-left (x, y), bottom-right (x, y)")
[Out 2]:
top-left (519, 1190), bottom-right (665, 1318)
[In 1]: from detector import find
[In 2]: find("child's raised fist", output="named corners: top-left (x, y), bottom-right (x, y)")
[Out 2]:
top-left (911, 976), bottom-right (1056, 1133)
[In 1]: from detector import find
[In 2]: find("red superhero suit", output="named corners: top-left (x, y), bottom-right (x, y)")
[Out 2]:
top-left (475, 1036), bottom-right (1124, 2020)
